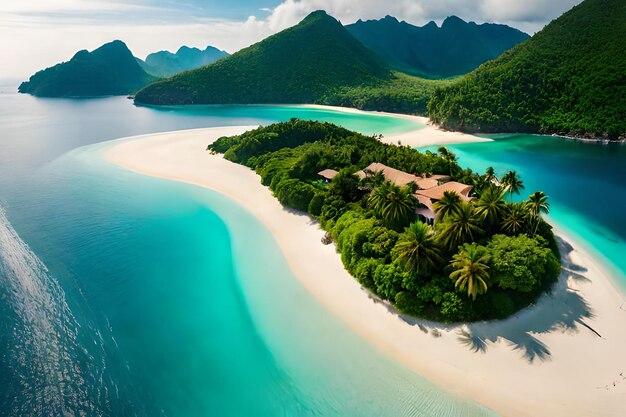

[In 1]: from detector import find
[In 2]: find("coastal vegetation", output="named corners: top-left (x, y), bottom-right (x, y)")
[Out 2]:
top-left (427, 0), bottom-right (626, 140)
top-left (209, 120), bottom-right (560, 322)
top-left (346, 15), bottom-right (529, 79)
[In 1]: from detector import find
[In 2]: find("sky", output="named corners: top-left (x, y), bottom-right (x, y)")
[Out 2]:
top-left (0, 0), bottom-right (583, 79)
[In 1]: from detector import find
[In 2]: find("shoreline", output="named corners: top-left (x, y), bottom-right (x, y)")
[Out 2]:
top-left (104, 125), bottom-right (626, 417)
top-left (288, 103), bottom-right (493, 147)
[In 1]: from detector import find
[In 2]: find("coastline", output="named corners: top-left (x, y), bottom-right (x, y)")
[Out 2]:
top-left (104, 125), bottom-right (626, 417)
top-left (291, 104), bottom-right (493, 147)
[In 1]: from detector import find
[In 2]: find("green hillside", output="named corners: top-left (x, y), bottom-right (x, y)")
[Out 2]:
top-left (19, 40), bottom-right (156, 97)
top-left (427, 0), bottom-right (626, 139)
top-left (346, 15), bottom-right (529, 79)
top-left (134, 11), bottom-right (444, 113)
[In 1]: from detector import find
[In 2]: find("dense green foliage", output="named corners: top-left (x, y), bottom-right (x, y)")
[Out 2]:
top-left (326, 72), bottom-right (451, 114)
top-left (19, 40), bottom-right (156, 97)
top-left (346, 15), bottom-right (529, 79)
top-left (135, 11), bottom-right (388, 105)
top-left (137, 45), bottom-right (229, 78)
top-left (428, 0), bottom-right (626, 139)
top-left (135, 11), bottom-right (445, 114)
top-left (487, 234), bottom-right (560, 293)
top-left (209, 120), bottom-right (561, 322)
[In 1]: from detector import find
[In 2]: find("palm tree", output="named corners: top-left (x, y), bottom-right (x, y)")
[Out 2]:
top-left (381, 184), bottom-right (418, 229)
top-left (367, 181), bottom-right (392, 213)
top-left (501, 170), bottom-right (525, 202)
top-left (485, 166), bottom-right (497, 184)
top-left (474, 185), bottom-right (507, 232)
top-left (433, 191), bottom-right (462, 221)
top-left (394, 221), bottom-right (442, 275)
top-left (437, 202), bottom-right (483, 252)
top-left (449, 243), bottom-right (490, 300)
top-left (438, 146), bottom-right (458, 176)
top-left (528, 191), bottom-right (550, 234)
top-left (501, 202), bottom-right (529, 235)
top-left (369, 182), bottom-right (416, 229)
top-left (361, 170), bottom-right (386, 192)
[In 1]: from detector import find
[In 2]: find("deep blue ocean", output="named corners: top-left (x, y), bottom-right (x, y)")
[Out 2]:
top-left (0, 85), bottom-right (500, 417)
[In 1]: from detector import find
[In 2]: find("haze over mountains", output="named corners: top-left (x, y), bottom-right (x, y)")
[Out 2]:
top-left (346, 15), bottom-right (530, 79)
top-left (137, 46), bottom-right (229, 78)
top-left (19, 12), bottom-right (528, 100)
top-left (16, 0), bottom-right (622, 139)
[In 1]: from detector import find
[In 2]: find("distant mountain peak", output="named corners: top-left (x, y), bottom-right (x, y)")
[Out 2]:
top-left (441, 15), bottom-right (466, 27)
top-left (176, 45), bottom-right (199, 54)
top-left (139, 44), bottom-right (229, 78)
top-left (346, 16), bottom-right (529, 78)
top-left (97, 40), bottom-right (131, 53)
top-left (19, 39), bottom-right (154, 97)
top-left (134, 10), bottom-right (390, 105)
top-left (107, 39), bottom-right (126, 46)
top-left (302, 10), bottom-right (332, 22)
top-left (71, 49), bottom-right (90, 60)
top-left (382, 15), bottom-right (399, 23)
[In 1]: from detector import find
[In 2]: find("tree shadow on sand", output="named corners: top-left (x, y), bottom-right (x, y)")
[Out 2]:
top-left (393, 235), bottom-right (598, 364)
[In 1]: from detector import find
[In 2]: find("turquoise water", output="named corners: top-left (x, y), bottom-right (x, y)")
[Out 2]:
top-left (421, 134), bottom-right (626, 289)
top-left (0, 88), bottom-right (495, 416)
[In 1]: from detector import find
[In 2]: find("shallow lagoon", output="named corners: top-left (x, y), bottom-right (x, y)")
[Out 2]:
top-left (0, 90), bottom-right (495, 416)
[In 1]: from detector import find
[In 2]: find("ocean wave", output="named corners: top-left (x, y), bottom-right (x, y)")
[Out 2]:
top-left (0, 207), bottom-right (108, 416)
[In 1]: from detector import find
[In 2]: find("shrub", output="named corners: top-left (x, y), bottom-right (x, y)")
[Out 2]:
top-left (395, 291), bottom-right (424, 316)
top-left (308, 192), bottom-right (326, 216)
top-left (273, 179), bottom-right (316, 212)
top-left (487, 234), bottom-right (560, 293)
top-left (440, 292), bottom-right (467, 321)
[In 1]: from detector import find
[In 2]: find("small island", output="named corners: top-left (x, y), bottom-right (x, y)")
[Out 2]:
top-left (209, 119), bottom-right (560, 322)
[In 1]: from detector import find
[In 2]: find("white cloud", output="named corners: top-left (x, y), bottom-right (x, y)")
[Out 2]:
top-left (480, 0), bottom-right (581, 22)
top-left (0, 0), bottom-right (159, 14)
top-left (262, 0), bottom-right (582, 31)
top-left (0, 15), bottom-right (272, 79)
top-left (0, 0), bottom-right (583, 80)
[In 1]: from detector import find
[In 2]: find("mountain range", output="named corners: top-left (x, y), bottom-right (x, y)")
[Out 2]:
top-left (428, 0), bottom-right (626, 139)
top-left (18, 40), bottom-right (156, 97)
top-left (17, 1), bottom-right (621, 139)
top-left (20, 12), bottom-right (527, 104)
top-left (346, 15), bottom-right (529, 79)
top-left (137, 46), bottom-right (229, 78)
top-left (134, 11), bottom-right (393, 105)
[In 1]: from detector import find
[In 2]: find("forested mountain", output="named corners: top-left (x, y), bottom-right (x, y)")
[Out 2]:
top-left (18, 40), bottom-right (156, 97)
top-left (346, 16), bottom-right (529, 79)
top-left (133, 11), bottom-right (445, 113)
top-left (428, 0), bottom-right (626, 140)
top-left (134, 11), bottom-right (390, 105)
top-left (137, 46), bottom-right (229, 77)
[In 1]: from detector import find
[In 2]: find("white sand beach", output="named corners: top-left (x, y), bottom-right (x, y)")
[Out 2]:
top-left (296, 104), bottom-right (493, 147)
top-left (105, 125), bottom-right (626, 417)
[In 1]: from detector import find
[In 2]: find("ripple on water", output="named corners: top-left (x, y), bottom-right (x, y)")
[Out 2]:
top-left (0, 207), bottom-right (110, 416)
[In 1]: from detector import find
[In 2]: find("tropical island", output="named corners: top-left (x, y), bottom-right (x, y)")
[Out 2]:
top-left (7, 0), bottom-right (626, 415)
top-left (208, 119), bottom-right (560, 321)
top-left (105, 110), bottom-right (626, 417)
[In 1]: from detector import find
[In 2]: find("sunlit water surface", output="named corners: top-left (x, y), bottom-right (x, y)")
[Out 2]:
top-left (0, 85), bottom-right (498, 416)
